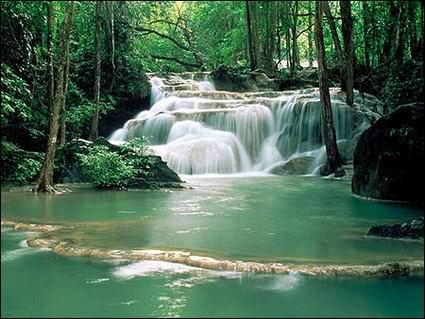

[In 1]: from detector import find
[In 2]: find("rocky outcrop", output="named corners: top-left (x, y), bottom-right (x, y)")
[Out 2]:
top-left (210, 65), bottom-right (278, 92)
top-left (352, 103), bottom-right (424, 204)
top-left (367, 217), bottom-right (424, 240)
top-left (3, 219), bottom-right (422, 278)
top-left (54, 137), bottom-right (183, 188)
top-left (270, 156), bottom-right (315, 175)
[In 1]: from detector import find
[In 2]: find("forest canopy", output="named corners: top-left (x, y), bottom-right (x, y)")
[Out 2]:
top-left (1, 1), bottom-right (423, 188)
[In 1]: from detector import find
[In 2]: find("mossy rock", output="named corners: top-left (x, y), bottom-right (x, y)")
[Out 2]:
top-left (352, 103), bottom-right (424, 204)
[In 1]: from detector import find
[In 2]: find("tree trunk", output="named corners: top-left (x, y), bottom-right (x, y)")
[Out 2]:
top-left (35, 1), bottom-right (74, 193)
top-left (59, 36), bottom-right (70, 145)
top-left (264, 1), bottom-right (277, 73)
top-left (245, 1), bottom-right (257, 70)
top-left (340, 0), bottom-right (354, 107)
top-left (90, 1), bottom-right (102, 141)
top-left (276, 2), bottom-right (282, 65)
top-left (291, 0), bottom-right (299, 72)
top-left (393, 1), bottom-right (406, 62)
top-left (285, 2), bottom-right (292, 71)
top-left (315, 0), bottom-right (343, 176)
top-left (323, 1), bottom-right (343, 61)
top-left (46, 2), bottom-right (54, 114)
top-left (252, 1), bottom-right (260, 68)
top-left (105, 1), bottom-right (116, 91)
top-left (323, 1), bottom-right (345, 91)
top-left (308, 1), bottom-right (314, 68)
top-left (362, 1), bottom-right (371, 71)
top-left (381, 0), bottom-right (401, 64)
top-left (408, 1), bottom-right (418, 59)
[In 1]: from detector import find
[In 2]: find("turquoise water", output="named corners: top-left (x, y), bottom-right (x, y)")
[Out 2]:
top-left (1, 176), bottom-right (423, 263)
top-left (1, 175), bottom-right (424, 317)
top-left (1, 230), bottom-right (424, 318)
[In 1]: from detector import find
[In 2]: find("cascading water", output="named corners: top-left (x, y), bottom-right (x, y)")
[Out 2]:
top-left (109, 72), bottom-right (378, 175)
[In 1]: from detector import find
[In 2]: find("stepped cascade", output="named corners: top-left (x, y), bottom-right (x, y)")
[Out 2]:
top-left (109, 72), bottom-right (378, 175)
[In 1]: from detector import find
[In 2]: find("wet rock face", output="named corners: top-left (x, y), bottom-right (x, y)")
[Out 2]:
top-left (367, 217), bottom-right (424, 240)
top-left (352, 103), bottom-right (424, 204)
top-left (270, 156), bottom-right (315, 175)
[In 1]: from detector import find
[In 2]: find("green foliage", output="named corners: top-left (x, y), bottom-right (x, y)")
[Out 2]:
top-left (1, 140), bottom-right (43, 184)
top-left (78, 145), bottom-right (134, 189)
top-left (14, 158), bottom-right (42, 185)
top-left (118, 137), bottom-right (157, 180)
top-left (78, 137), bottom-right (153, 189)
top-left (0, 64), bottom-right (32, 127)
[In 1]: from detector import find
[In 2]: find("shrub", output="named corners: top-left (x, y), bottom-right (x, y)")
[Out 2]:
top-left (14, 158), bottom-right (42, 185)
top-left (118, 137), bottom-right (157, 180)
top-left (78, 145), bottom-right (134, 189)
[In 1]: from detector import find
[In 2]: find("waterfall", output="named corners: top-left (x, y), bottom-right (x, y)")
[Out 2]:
top-left (109, 73), bottom-right (373, 175)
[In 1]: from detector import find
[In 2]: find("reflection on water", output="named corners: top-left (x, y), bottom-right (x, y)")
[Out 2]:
top-left (1, 176), bottom-right (423, 264)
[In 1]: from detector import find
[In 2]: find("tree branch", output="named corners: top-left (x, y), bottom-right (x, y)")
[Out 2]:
top-left (150, 54), bottom-right (202, 68)
top-left (120, 20), bottom-right (191, 52)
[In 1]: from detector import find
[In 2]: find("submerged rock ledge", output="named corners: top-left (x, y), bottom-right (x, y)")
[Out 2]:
top-left (2, 219), bottom-right (423, 278)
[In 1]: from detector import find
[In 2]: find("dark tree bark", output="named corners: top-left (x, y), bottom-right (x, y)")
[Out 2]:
top-left (323, 1), bottom-right (343, 61)
top-left (362, 1), bottom-right (371, 71)
top-left (59, 35), bottom-right (70, 145)
top-left (104, 1), bottom-right (116, 91)
top-left (90, 1), bottom-right (102, 141)
top-left (408, 1), bottom-right (418, 59)
top-left (246, 1), bottom-right (257, 70)
top-left (252, 1), bottom-right (260, 67)
top-left (35, 1), bottom-right (74, 193)
top-left (285, 1), bottom-right (292, 71)
top-left (340, 0), bottom-right (354, 107)
top-left (264, 1), bottom-right (277, 73)
top-left (46, 2), bottom-right (54, 114)
top-left (315, 0), bottom-right (343, 176)
top-left (291, 0), bottom-right (300, 72)
top-left (308, 1), bottom-right (314, 68)
top-left (323, 1), bottom-right (345, 91)
top-left (381, 0), bottom-right (403, 64)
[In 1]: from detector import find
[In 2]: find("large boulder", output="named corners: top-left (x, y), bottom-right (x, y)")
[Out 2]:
top-left (270, 156), bottom-right (315, 175)
top-left (352, 103), bottom-right (424, 204)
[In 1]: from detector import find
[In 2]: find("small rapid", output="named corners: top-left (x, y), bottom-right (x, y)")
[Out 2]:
top-left (109, 72), bottom-right (379, 175)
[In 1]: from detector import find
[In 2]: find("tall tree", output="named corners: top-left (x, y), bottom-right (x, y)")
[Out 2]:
top-left (90, 1), bottom-right (102, 141)
top-left (340, 0), bottom-right (354, 107)
top-left (245, 1), bottom-right (257, 70)
top-left (59, 33), bottom-right (71, 145)
top-left (323, 1), bottom-right (343, 61)
top-left (104, 1), bottom-right (116, 91)
top-left (291, 0), bottom-right (300, 73)
top-left (362, 1), bottom-right (371, 71)
top-left (34, 1), bottom-right (74, 193)
top-left (315, 0), bottom-right (343, 176)
top-left (46, 1), bottom-right (54, 114)
top-left (323, 1), bottom-right (345, 91)
top-left (264, 1), bottom-right (277, 72)
top-left (308, 1), bottom-right (314, 68)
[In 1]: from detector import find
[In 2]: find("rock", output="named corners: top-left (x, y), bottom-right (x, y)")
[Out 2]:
top-left (270, 156), bottom-right (315, 175)
top-left (210, 65), bottom-right (255, 92)
top-left (352, 103), bottom-right (424, 204)
top-left (54, 138), bottom-right (183, 188)
top-left (367, 217), bottom-right (424, 239)
top-left (334, 168), bottom-right (346, 178)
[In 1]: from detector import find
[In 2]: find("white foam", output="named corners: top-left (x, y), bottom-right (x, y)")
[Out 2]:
top-left (86, 278), bottom-right (110, 284)
top-left (1, 247), bottom-right (50, 263)
top-left (260, 272), bottom-right (301, 292)
top-left (113, 260), bottom-right (242, 281)
top-left (113, 260), bottom-right (201, 279)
